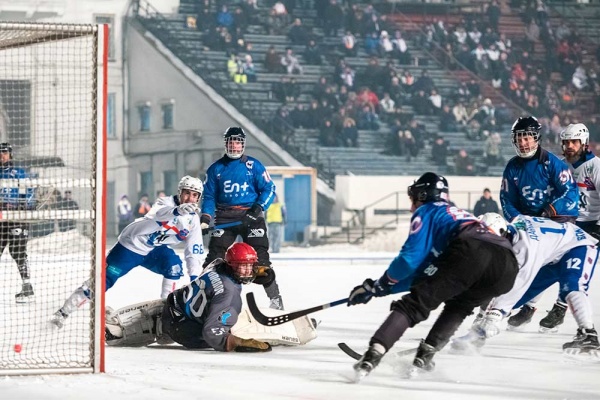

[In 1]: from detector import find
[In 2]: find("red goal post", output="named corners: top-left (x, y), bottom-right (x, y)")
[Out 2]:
top-left (0, 22), bottom-right (107, 375)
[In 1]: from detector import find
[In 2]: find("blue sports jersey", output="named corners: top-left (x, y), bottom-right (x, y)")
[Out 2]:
top-left (0, 164), bottom-right (35, 210)
top-left (501, 148), bottom-right (578, 221)
top-left (202, 155), bottom-right (276, 217)
top-left (387, 202), bottom-right (479, 290)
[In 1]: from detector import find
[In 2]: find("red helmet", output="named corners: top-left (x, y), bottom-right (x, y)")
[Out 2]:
top-left (224, 242), bottom-right (258, 284)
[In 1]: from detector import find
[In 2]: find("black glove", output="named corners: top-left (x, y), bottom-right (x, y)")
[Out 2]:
top-left (243, 204), bottom-right (263, 226)
top-left (347, 274), bottom-right (395, 306)
top-left (253, 266), bottom-right (275, 286)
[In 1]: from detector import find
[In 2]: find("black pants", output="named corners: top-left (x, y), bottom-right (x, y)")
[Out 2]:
top-left (0, 222), bottom-right (29, 280)
top-left (202, 218), bottom-right (270, 268)
top-left (161, 296), bottom-right (210, 349)
top-left (372, 238), bottom-right (518, 351)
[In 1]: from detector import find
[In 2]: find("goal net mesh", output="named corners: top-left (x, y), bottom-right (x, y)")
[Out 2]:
top-left (0, 22), bottom-right (102, 374)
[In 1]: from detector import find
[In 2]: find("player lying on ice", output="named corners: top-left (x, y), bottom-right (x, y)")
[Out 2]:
top-left (346, 172), bottom-right (519, 381)
top-left (104, 242), bottom-right (317, 351)
top-left (451, 213), bottom-right (600, 356)
top-left (50, 176), bottom-right (206, 329)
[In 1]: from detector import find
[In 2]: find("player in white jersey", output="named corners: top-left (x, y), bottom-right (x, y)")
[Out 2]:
top-left (49, 176), bottom-right (206, 329)
top-left (453, 213), bottom-right (600, 354)
top-left (510, 123), bottom-right (600, 332)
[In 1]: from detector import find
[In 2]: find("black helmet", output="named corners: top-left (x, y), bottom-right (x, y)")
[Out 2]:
top-left (511, 116), bottom-right (541, 157)
top-left (223, 127), bottom-right (246, 159)
top-left (0, 142), bottom-right (13, 154)
top-left (408, 172), bottom-right (449, 203)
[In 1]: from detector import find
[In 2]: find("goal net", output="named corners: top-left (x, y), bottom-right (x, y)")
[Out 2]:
top-left (0, 22), bottom-right (107, 375)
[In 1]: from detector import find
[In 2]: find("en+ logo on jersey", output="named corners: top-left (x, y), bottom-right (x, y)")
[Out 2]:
top-left (223, 180), bottom-right (250, 198)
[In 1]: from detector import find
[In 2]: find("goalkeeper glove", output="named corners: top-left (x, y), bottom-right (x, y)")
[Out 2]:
top-left (226, 334), bottom-right (272, 352)
top-left (253, 266), bottom-right (275, 286)
top-left (175, 203), bottom-right (198, 216)
top-left (243, 204), bottom-right (263, 227)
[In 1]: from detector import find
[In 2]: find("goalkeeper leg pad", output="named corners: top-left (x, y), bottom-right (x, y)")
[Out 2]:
top-left (106, 299), bottom-right (166, 347)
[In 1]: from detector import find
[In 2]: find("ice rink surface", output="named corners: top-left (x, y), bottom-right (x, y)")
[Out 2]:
top-left (1, 249), bottom-right (600, 400)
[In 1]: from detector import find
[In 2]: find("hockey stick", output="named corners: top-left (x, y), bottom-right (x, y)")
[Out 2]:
top-left (338, 342), bottom-right (418, 360)
top-left (246, 292), bottom-right (348, 326)
top-left (202, 221), bottom-right (242, 234)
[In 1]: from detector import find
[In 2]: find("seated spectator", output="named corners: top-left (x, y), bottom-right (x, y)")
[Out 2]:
top-left (227, 54), bottom-right (239, 79)
top-left (401, 130), bottom-right (419, 161)
top-left (439, 104), bottom-right (457, 131)
top-left (216, 5), bottom-right (234, 30)
top-left (411, 89), bottom-right (431, 115)
top-left (364, 32), bottom-right (379, 57)
top-left (431, 135), bottom-right (448, 166)
top-left (304, 39), bottom-right (322, 65)
top-left (413, 69), bottom-right (434, 94)
top-left (324, 0), bottom-right (344, 37)
top-left (281, 48), bottom-right (303, 75)
top-left (342, 31), bottom-right (357, 57)
top-left (473, 188), bottom-right (500, 216)
top-left (400, 70), bottom-right (415, 94)
top-left (271, 107), bottom-right (293, 143)
top-left (319, 119), bottom-right (337, 146)
top-left (428, 89), bottom-right (443, 115)
top-left (290, 104), bottom-right (309, 128)
top-left (288, 18), bottom-right (309, 45)
top-left (452, 101), bottom-right (469, 127)
top-left (454, 149), bottom-right (475, 175)
top-left (356, 105), bottom-right (379, 131)
top-left (267, 4), bottom-right (288, 35)
top-left (272, 76), bottom-right (288, 102)
top-left (379, 31), bottom-right (394, 57)
top-left (391, 30), bottom-right (411, 65)
top-left (380, 93), bottom-right (396, 122)
top-left (483, 131), bottom-right (502, 166)
top-left (284, 77), bottom-right (300, 102)
top-left (242, 55), bottom-right (257, 82)
top-left (264, 45), bottom-right (282, 73)
top-left (340, 66), bottom-right (355, 89)
top-left (341, 117), bottom-right (359, 147)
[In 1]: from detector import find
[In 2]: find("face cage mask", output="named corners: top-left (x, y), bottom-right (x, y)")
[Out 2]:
top-left (231, 262), bottom-right (257, 284)
top-left (511, 131), bottom-right (540, 158)
top-left (225, 136), bottom-right (246, 159)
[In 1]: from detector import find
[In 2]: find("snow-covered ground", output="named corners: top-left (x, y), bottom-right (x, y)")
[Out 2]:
top-left (1, 244), bottom-right (600, 399)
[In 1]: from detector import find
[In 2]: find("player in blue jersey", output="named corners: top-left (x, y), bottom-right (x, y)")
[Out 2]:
top-left (500, 116), bottom-right (580, 330)
top-left (49, 176), bottom-right (206, 329)
top-left (348, 172), bottom-right (519, 380)
top-left (104, 242), bottom-right (272, 352)
top-left (200, 127), bottom-right (282, 309)
top-left (0, 143), bottom-right (36, 303)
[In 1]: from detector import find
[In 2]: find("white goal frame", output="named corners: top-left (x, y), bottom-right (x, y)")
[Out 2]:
top-left (0, 22), bottom-right (108, 375)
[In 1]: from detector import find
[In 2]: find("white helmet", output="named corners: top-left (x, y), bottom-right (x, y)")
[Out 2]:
top-left (560, 123), bottom-right (589, 147)
top-left (479, 212), bottom-right (507, 237)
top-left (178, 175), bottom-right (203, 202)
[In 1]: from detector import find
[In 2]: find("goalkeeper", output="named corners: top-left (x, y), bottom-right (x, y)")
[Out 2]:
top-left (105, 243), bottom-right (315, 352)
top-left (50, 176), bottom-right (206, 328)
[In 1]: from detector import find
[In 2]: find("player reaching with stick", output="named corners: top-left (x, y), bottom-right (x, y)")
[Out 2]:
top-left (49, 176), bottom-right (205, 328)
top-left (347, 172), bottom-right (518, 380)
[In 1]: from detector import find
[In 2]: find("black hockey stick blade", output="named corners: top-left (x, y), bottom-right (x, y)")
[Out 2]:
top-left (338, 342), bottom-right (418, 360)
top-left (246, 292), bottom-right (349, 326)
top-left (338, 342), bottom-right (361, 360)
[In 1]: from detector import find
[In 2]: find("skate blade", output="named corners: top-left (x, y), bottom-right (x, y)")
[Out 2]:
top-left (15, 296), bottom-right (35, 304)
top-left (506, 323), bottom-right (529, 332)
top-left (563, 348), bottom-right (600, 360)
top-left (353, 369), bottom-right (369, 383)
top-left (538, 325), bottom-right (559, 334)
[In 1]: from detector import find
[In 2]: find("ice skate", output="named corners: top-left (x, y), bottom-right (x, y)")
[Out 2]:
top-left (450, 328), bottom-right (486, 354)
top-left (563, 328), bottom-right (599, 357)
top-left (269, 295), bottom-right (284, 310)
top-left (353, 344), bottom-right (384, 382)
top-left (539, 302), bottom-right (567, 333)
top-left (507, 304), bottom-right (536, 331)
top-left (15, 283), bottom-right (34, 304)
top-left (408, 340), bottom-right (436, 377)
top-left (49, 309), bottom-right (69, 329)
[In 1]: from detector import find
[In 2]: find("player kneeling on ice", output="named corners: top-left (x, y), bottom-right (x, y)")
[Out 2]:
top-left (452, 213), bottom-right (600, 355)
top-left (105, 242), bottom-right (317, 351)
top-left (50, 176), bottom-right (206, 329)
top-left (347, 172), bottom-right (519, 380)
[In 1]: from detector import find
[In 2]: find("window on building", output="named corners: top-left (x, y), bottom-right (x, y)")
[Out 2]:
top-left (164, 170), bottom-right (178, 195)
top-left (161, 102), bottom-right (174, 130)
top-left (139, 171), bottom-right (153, 201)
top-left (107, 93), bottom-right (116, 138)
top-left (138, 103), bottom-right (151, 132)
top-left (94, 15), bottom-right (115, 60)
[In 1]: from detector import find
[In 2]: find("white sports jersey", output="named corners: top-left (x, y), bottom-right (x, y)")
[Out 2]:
top-left (569, 155), bottom-right (600, 222)
top-left (118, 195), bottom-right (205, 277)
top-left (490, 215), bottom-right (598, 312)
